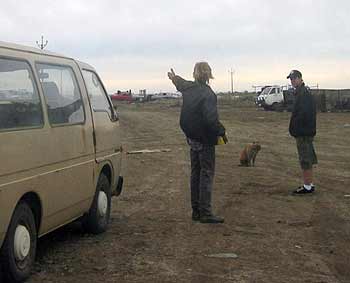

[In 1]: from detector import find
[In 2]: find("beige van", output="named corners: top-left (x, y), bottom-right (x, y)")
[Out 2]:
top-left (0, 41), bottom-right (123, 282)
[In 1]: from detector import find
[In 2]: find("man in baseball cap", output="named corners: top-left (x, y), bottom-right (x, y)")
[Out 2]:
top-left (287, 70), bottom-right (302, 79)
top-left (287, 69), bottom-right (318, 194)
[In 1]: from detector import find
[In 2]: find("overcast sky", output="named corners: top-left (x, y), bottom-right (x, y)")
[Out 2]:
top-left (1, 0), bottom-right (349, 93)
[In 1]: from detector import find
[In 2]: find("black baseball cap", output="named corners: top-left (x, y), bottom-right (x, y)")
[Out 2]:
top-left (287, 70), bottom-right (302, 79)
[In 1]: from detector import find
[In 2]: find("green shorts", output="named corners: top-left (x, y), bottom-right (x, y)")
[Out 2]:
top-left (296, 137), bottom-right (318, 170)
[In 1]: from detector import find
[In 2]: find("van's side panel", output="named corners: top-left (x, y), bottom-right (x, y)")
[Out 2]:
top-left (93, 112), bottom-right (122, 187)
top-left (0, 48), bottom-right (52, 242)
top-left (78, 64), bottom-right (122, 190)
top-left (31, 54), bottom-right (96, 235)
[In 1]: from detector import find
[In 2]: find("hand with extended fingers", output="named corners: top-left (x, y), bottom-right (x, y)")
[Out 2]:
top-left (167, 68), bottom-right (176, 80)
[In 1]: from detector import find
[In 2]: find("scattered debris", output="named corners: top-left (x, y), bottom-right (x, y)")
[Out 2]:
top-left (295, 245), bottom-right (302, 249)
top-left (288, 221), bottom-right (312, 227)
top-left (93, 266), bottom-right (106, 271)
top-left (127, 149), bottom-right (171, 154)
top-left (206, 253), bottom-right (238, 259)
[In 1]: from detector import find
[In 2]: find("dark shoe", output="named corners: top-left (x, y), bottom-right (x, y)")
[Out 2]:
top-left (192, 210), bottom-right (200, 221)
top-left (292, 185), bottom-right (315, 195)
top-left (199, 214), bottom-right (224, 224)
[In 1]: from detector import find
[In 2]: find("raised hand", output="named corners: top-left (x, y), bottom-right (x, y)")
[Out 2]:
top-left (167, 68), bottom-right (176, 80)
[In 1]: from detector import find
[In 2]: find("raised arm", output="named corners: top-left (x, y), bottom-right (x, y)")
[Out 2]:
top-left (168, 68), bottom-right (194, 91)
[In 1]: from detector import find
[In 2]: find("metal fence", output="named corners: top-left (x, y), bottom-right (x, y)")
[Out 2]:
top-left (216, 90), bottom-right (350, 112)
top-left (311, 89), bottom-right (350, 112)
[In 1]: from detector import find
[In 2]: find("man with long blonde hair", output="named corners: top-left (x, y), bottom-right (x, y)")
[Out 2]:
top-left (168, 62), bottom-right (226, 223)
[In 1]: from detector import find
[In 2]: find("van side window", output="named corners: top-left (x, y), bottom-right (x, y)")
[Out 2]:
top-left (82, 70), bottom-right (112, 116)
top-left (36, 63), bottom-right (85, 125)
top-left (0, 58), bottom-right (43, 131)
top-left (270, 88), bottom-right (276, 94)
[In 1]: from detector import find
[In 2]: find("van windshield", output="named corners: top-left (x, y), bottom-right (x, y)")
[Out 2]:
top-left (261, 87), bottom-right (271, 95)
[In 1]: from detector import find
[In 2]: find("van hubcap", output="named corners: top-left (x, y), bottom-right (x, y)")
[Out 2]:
top-left (98, 191), bottom-right (108, 216)
top-left (14, 225), bottom-right (31, 261)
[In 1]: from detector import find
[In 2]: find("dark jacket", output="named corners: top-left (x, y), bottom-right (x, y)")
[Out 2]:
top-left (171, 76), bottom-right (225, 145)
top-left (289, 83), bottom-right (316, 137)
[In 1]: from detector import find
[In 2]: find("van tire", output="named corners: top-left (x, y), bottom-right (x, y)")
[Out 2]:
top-left (269, 102), bottom-right (278, 111)
top-left (0, 201), bottom-right (37, 283)
top-left (83, 173), bottom-right (111, 234)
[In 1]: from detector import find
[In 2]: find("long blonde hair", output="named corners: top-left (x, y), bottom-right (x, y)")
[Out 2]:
top-left (193, 62), bottom-right (214, 84)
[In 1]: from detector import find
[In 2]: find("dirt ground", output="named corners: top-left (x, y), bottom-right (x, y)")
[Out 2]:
top-left (27, 101), bottom-right (350, 283)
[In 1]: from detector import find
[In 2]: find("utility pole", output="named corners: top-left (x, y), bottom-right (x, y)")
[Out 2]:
top-left (36, 35), bottom-right (48, 50)
top-left (228, 69), bottom-right (235, 94)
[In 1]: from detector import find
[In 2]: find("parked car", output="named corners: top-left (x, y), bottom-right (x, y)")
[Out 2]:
top-left (110, 91), bottom-right (134, 102)
top-left (0, 41), bottom-right (124, 282)
top-left (152, 92), bottom-right (182, 100)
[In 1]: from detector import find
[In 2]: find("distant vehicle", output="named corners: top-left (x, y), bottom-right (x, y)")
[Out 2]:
top-left (132, 89), bottom-right (153, 102)
top-left (110, 91), bottom-right (134, 102)
top-left (255, 85), bottom-right (294, 111)
top-left (132, 93), bottom-right (154, 102)
top-left (152, 92), bottom-right (181, 100)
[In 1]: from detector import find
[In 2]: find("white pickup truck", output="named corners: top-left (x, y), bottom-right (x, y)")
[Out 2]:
top-left (255, 85), bottom-right (294, 111)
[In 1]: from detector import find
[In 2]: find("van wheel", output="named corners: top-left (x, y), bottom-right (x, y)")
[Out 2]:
top-left (270, 103), bottom-right (278, 111)
top-left (83, 173), bottom-right (111, 234)
top-left (0, 202), bottom-right (37, 283)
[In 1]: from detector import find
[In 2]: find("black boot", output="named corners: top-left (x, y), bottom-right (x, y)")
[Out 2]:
top-left (192, 210), bottom-right (200, 221)
top-left (199, 214), bottom-right (224, 224)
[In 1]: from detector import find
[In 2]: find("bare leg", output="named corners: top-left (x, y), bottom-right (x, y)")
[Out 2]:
top-left (303, 169), bottom-right (313, 185)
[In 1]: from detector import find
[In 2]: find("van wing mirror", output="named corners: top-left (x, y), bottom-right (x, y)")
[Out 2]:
top-left (111, 108), bottom-right (119, 122)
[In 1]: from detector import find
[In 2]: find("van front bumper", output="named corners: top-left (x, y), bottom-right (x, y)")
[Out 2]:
top-left (255, 97), bottom-right (265, 106)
